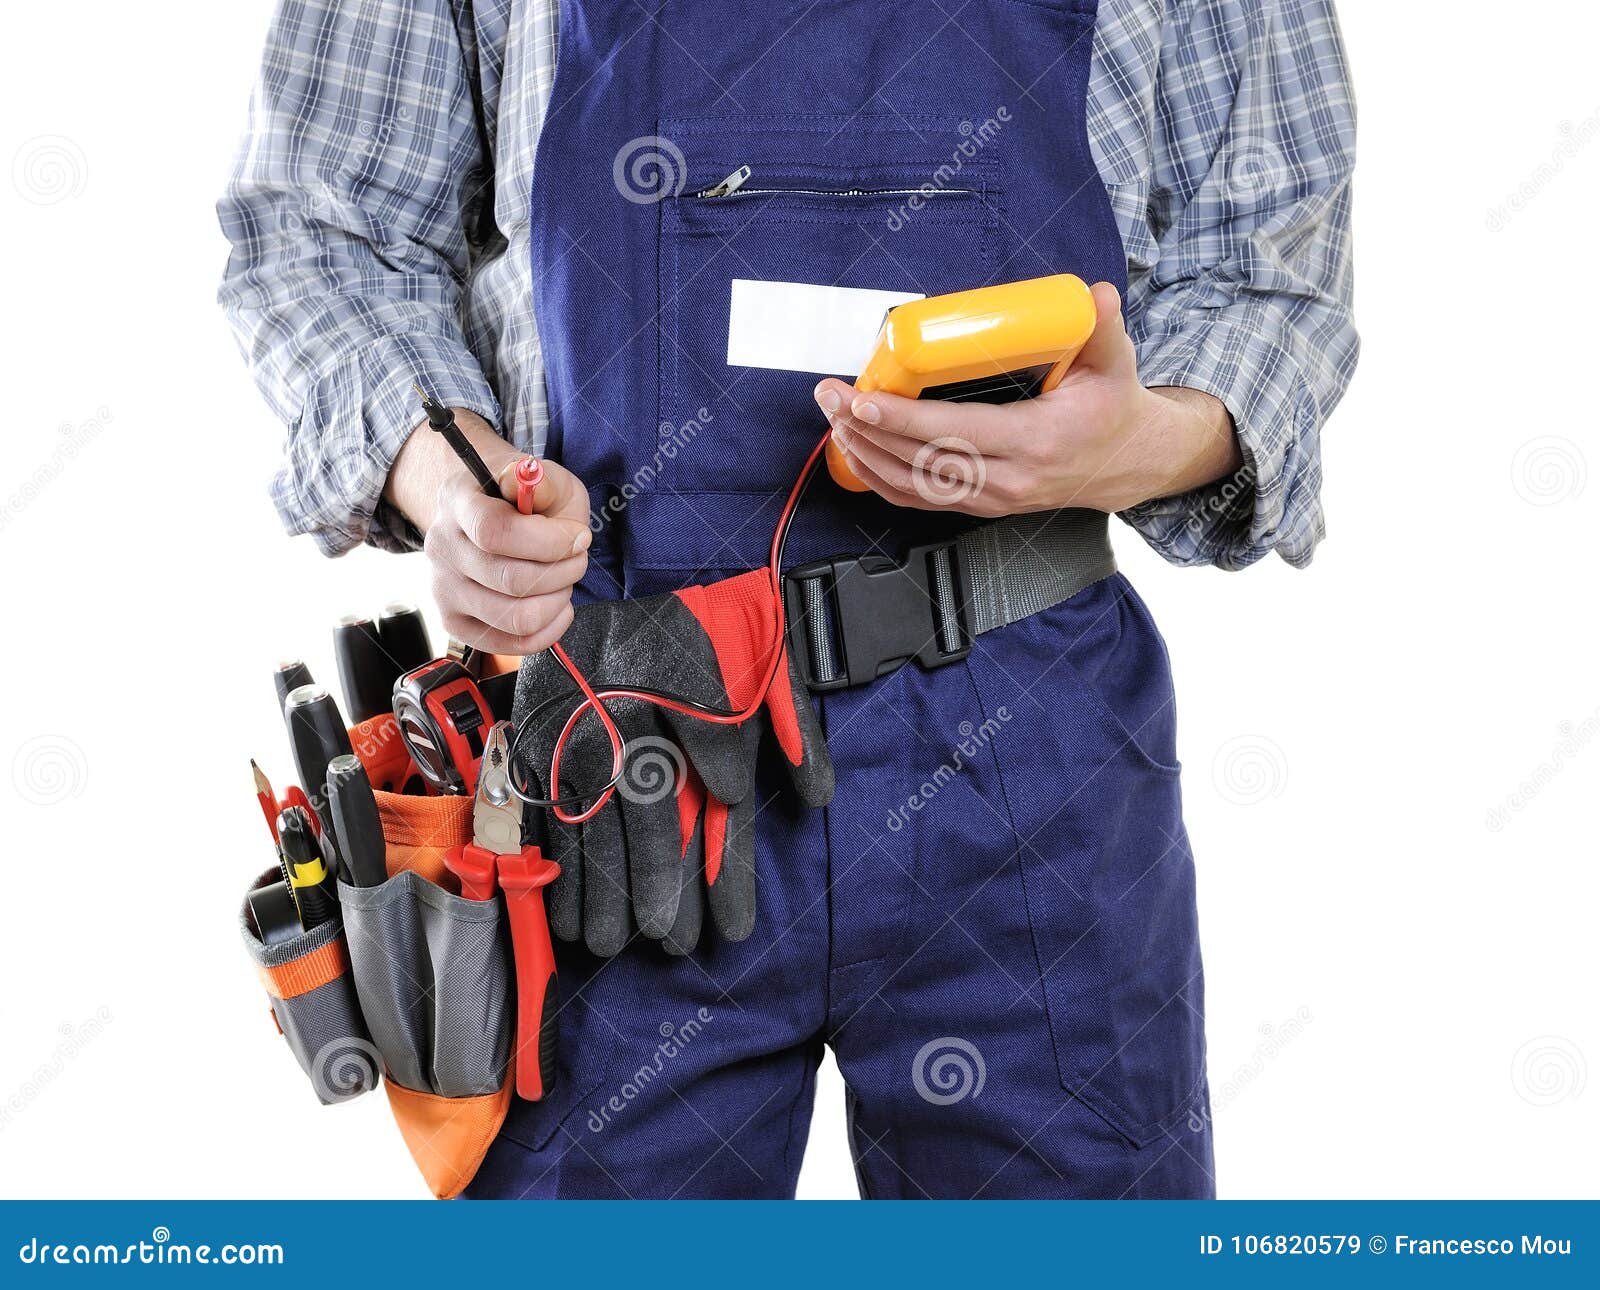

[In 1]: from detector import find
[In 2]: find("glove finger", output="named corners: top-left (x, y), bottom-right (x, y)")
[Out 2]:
top-left (660, 707), bottom-right (751, 806)
top-left (767, 653), bottom-right (834, 808)
top-left (705, 791), bottom-right (757, 943)
top-left (615, 733), bottom-right (691, 939)
top-left (513, 704), bottom-right (586, 944)
top-left (580, 799), bottom-right (632, 957)
top-left (546, 819), bottom-right (584, 944)
top-left (660, 802), bottom-right (706, 957)
top-left (704, 725), bottom-right (760, 943)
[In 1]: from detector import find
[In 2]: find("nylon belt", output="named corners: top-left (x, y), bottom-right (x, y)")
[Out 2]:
top-left (784, 508), bottom-right (1117, 692)
top-left (958, 507), bottom-right (1115, 635)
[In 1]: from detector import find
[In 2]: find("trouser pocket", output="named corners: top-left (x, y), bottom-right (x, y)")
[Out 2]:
top-left (239, 869), bottom-right (379, 1105)
top-left (340, 870), bottom-right (512, 1098)
top-left (964, 578), bottom-right (1207, 1147)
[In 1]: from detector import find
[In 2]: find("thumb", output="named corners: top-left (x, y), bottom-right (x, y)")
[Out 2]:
top-left (1073, 281), bottom-right (1132, 375)
top-left (495, 455), bottom-right (593, 531)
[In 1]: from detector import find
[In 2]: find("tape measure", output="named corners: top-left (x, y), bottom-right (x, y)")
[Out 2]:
top-left (393, 659), bottom-right (495, 794)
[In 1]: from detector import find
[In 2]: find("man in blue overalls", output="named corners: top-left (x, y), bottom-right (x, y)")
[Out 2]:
top-left (220, 0), bottom-right (1357, 1198)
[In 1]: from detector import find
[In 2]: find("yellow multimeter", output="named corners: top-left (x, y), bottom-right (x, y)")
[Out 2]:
top-left (826, 273), bottom-right (1099, 492)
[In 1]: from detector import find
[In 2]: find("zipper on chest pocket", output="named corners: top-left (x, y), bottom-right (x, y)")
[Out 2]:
top-left (692, 165), bottom-right (977, 201)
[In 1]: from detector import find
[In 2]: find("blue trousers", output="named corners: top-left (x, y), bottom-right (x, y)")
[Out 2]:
top-left (471, 576), bottom-right (1213, 1199)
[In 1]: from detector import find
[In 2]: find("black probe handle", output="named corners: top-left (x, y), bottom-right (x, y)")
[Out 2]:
top-left (437, 423), bottom-right (501, 497)
top-left (328, 755), bottom-right (389, 888)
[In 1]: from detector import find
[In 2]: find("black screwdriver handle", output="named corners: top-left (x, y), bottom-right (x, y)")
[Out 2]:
top-left (284, 684), bottom-right (353, 842)
top-left (328, 754), bottom-right (389, 888)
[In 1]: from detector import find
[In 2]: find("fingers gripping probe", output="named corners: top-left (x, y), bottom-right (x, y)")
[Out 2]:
top-left (410, 385), bottom-right (829, 825)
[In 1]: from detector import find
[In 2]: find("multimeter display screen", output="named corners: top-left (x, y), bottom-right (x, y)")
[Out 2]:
top-left (920, 363), bottom-right (1054, 404)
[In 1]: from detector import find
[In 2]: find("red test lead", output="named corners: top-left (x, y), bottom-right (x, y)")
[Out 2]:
top-left (515, 456), bottom-right (544, 516)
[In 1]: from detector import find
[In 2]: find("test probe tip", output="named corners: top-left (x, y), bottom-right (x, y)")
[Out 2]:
top-left (412, 381), bottom-right (452, 429)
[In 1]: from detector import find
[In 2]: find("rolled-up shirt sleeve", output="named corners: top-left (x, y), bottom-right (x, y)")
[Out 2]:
top-left (217, 0), bottom-right (498, 554)
top-left (1122, 0), bottom-right (1358, 570)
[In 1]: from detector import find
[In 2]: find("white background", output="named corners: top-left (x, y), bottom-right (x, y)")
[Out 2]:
top-left (0, 3), bottom-right (1594, 1200)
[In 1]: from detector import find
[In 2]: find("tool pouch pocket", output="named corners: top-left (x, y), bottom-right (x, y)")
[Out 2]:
top-left (341, 788), bottom-right (515, 1198)
top-left (239, 869), bottom-right (379, 1106)
top-left (340, 871), bottom-right (513, 1099)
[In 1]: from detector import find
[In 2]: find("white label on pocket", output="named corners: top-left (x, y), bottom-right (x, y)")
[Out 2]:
top-left (725, 279), bottom-right (924, 377)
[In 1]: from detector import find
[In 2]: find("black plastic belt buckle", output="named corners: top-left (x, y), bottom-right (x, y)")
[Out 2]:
top-left (783, 540), bottom-right (973, 692)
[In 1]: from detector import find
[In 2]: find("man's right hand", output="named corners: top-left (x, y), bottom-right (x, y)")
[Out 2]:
top-left (384, 408), bottom-right (593, 655)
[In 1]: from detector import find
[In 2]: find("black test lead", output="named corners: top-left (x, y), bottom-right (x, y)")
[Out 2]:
top-left (414, 383), bottom-right (499, 497)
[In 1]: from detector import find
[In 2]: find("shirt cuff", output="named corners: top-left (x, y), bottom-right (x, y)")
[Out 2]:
top-left (1123, 330), bottom-right (1324, 571)
top-left (270, 331), bottom-right (501, 556)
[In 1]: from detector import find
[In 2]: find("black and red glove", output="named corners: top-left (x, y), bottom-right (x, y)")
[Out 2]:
top-left (513, 570), bottom-right (832, 957)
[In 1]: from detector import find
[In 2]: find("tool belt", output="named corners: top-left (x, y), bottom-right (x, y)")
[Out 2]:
top-left (238, 509), bottom-right (1113, 1199)
top-left (784, 508), bottom-right (1116, 691)
top-left (240, 706), bottom-right (522, 1201)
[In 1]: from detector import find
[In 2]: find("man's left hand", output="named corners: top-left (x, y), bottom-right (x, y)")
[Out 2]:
top-left (814, 282), bottom-right (1242, 517)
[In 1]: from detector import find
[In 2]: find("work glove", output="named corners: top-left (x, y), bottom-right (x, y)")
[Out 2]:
top-left (513, 569), bottom-right (833, 957)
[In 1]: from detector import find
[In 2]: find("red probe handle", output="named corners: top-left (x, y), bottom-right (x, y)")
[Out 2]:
top-left (442, 843), bottom-right (500, 902)
top-left (497, 848), bottom-right (561, 1102)
top-left (515, 457), bottom-right (543, 516)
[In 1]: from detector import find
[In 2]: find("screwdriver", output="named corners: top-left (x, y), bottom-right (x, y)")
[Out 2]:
top-left (333, 614), bottom-right (396, 723)
top-left (378, 602), bottom-right (433, 674)
top-left (327, 754), bottom-right (388, 888)
top-left (284, 684), bottom-right (354, 844)
top-left (274, 659), bottom-right (315, 712)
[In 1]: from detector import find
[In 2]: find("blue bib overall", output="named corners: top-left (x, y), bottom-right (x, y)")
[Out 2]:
top-left (470, 0), bottom-right (1213, 1199)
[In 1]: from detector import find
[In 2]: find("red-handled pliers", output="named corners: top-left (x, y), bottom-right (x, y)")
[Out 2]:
top-left (444, 721), bottom-right (561, 1102)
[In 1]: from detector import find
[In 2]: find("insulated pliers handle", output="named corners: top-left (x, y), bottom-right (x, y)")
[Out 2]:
top-left (497, 848), bottom-right (561, 1103)
top-left (443, 842), bottom-right (500, 902)
top-left (441, 841), bottom-right (561, 1102)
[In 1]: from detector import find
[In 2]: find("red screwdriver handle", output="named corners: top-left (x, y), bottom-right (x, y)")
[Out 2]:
top-left (497, 848), bottom-right (561, 1102)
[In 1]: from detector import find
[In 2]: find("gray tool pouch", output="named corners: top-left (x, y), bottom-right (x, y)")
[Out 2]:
top-left (339, 870), bottom-right (512, 1098)
top-left (239, 868), bottom-right (379, 1105)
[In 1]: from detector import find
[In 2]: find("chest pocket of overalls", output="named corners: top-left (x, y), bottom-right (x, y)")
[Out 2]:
top-left (656, 116), bottom-right (1004, 498)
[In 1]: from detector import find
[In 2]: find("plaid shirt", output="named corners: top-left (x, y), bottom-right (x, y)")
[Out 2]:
top-left (218, 0), bottom-right (1356, 570)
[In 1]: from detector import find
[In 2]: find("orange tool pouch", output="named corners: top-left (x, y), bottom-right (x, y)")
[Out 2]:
top-left (241, 708), bottom-right (552, 1199)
